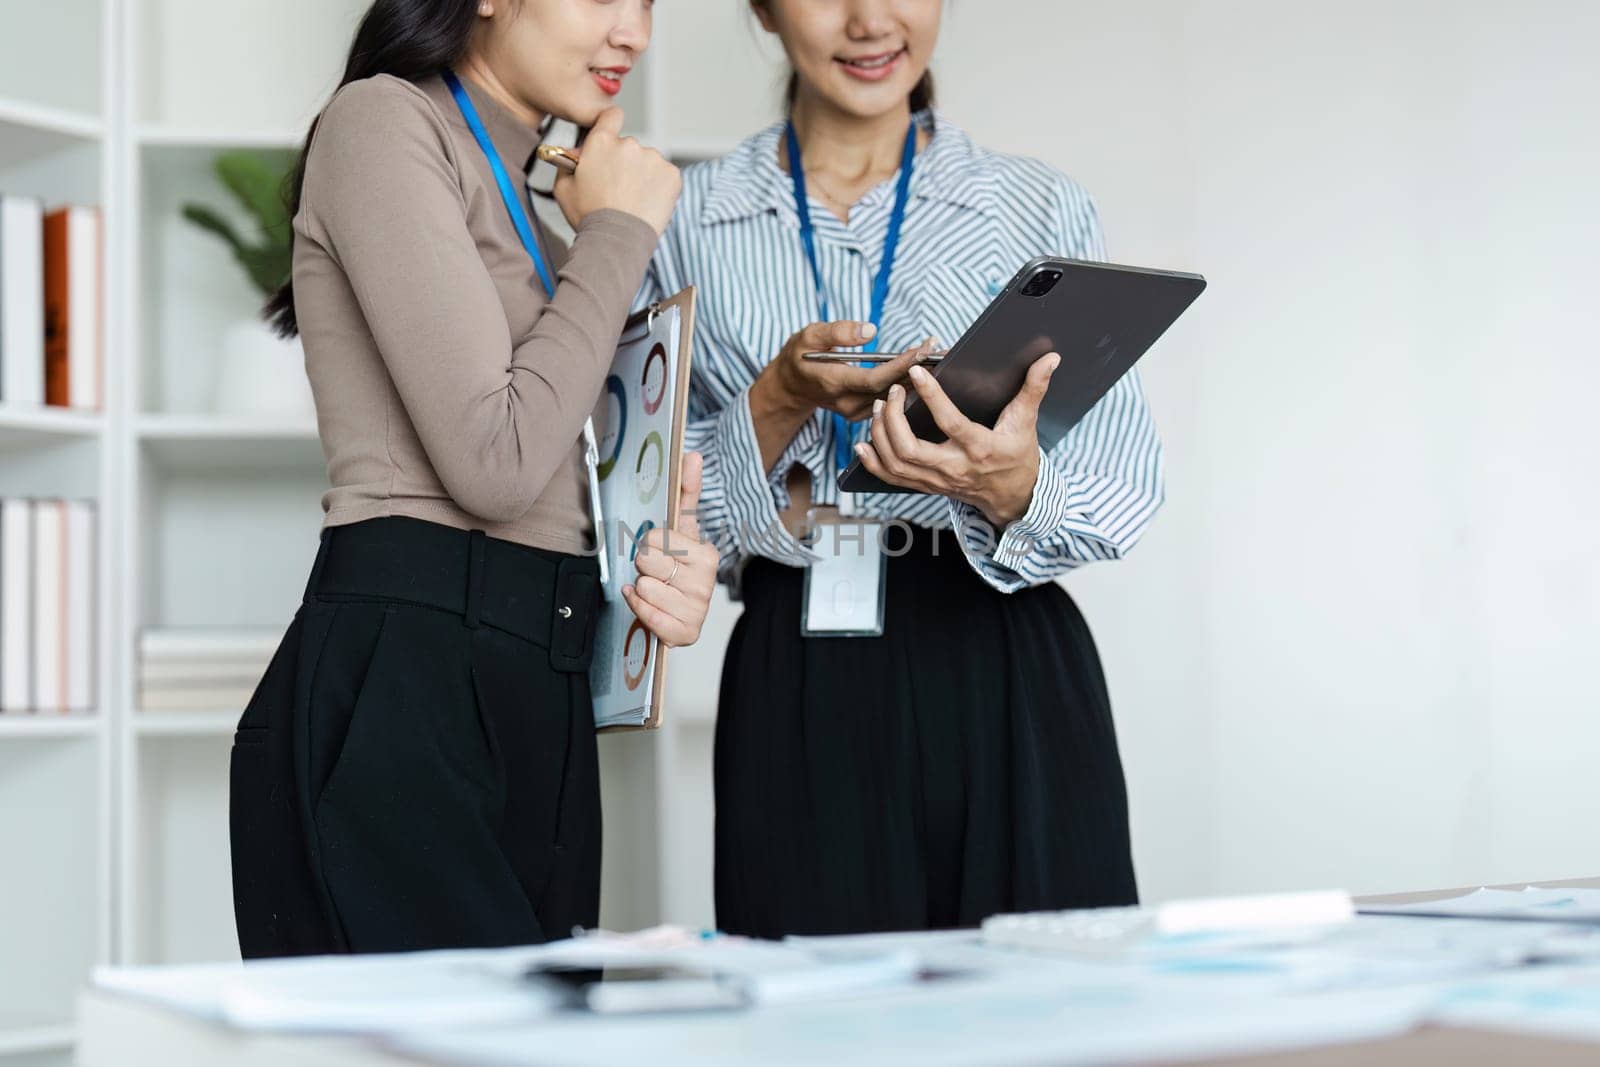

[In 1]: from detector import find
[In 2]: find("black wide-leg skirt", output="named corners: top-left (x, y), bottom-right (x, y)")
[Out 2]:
top-left (715, 525), bottom-right (1137, 938)
top-left (229, 516), bottom-right (603, 958)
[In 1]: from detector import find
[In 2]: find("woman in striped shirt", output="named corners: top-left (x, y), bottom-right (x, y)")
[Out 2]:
top-left (640, 0), bottom-right (1163, 936)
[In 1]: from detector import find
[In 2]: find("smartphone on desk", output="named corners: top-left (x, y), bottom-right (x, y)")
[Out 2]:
top-left (801, 349), bottom-right (947, 365)
top-left (526, 962), bottom-right (751, 1015)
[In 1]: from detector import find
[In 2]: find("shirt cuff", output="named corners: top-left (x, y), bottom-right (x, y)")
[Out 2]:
top-left (716, 387), bottom-right (819, 568)
top-left (949, 448), bottom-right (1076, 583)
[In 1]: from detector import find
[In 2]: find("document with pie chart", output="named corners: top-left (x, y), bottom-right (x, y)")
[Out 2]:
top-left (588, 287), bottom-right (696, 731)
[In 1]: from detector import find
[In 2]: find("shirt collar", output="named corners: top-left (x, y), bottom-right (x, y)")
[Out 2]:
top-left (423, 72), bottom-right (543, 176)
top-left (698, 109), bottom-right (998, 226)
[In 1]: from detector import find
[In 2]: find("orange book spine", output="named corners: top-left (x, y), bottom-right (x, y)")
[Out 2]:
top-left (43, 210), bottom-right (71, 408)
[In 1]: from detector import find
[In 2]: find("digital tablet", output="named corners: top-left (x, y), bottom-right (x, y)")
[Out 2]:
top-left (837, 256), bottom-right (1205, 495)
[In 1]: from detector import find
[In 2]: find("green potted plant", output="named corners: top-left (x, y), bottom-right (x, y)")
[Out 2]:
top-left (181, 150), bottom-right (312, 419)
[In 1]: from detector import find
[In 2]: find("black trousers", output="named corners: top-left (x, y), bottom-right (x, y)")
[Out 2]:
top-left (715, 525), bottom-right (1138, 938)
top-left (229, 516), bottom-right (603, 958)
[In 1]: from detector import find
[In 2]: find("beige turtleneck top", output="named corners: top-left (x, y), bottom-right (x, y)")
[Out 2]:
top-left (292, 72), bottom-right (658, 555)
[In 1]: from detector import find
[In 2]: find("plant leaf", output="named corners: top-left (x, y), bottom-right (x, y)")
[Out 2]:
top-left (240, 245), bottom-right (293, 298)
top-left (214, 151), bottom-right (293, 236)
top-left (180, 204), bottom-right (248, 258)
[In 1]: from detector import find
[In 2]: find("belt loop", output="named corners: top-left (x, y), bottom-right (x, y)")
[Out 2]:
top-left (302, 528), bottom-right (332, 604)
top-left (464, 529), bottom-right (488, 629)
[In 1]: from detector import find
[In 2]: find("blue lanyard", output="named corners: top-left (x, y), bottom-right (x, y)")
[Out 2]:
top-left (444, 71), bottom-right (557, 297)
top-left (785, 118), bottom-right (917, 476)
top-left (444, 71), bottom-right (612, 592)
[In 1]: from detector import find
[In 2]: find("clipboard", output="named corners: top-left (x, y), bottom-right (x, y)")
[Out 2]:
top-left (588, 287), bottom-right (696, 732)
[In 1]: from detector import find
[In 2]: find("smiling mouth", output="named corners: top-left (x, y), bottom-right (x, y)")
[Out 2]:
top-left (836, 48), bottom-right (908, 80)
top-left (591, 67), bottom-right (629, 95)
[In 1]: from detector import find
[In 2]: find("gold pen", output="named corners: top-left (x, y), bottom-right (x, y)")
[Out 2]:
top-left (535, 143), bottom-right (581, 173)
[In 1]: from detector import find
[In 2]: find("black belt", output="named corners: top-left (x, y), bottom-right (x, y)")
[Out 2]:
top-left (303, 516), bottom-right (600, 672)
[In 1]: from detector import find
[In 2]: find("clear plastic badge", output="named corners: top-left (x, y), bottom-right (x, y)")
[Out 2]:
top-left (800, 509), bottom-right (887, 638)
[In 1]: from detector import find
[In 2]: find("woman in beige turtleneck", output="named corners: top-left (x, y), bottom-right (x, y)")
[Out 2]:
top-left (228, 0), bottom-right (716, 959)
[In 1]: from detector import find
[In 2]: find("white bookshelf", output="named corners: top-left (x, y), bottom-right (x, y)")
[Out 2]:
top-left (134, 127), bottom-right (302, 150)
top-left (0, 717), bottom-right (101, 739)
top-left (0, 407), bottom-right (105, 445)
top-left (0, 2), bottom-right (117, 1064)
top-left (131, 711), bottom-right (237, 737)
top-left (0, 1), bottom-right (788, 1060)
top-left (0, 102), bottom-right (103, 173)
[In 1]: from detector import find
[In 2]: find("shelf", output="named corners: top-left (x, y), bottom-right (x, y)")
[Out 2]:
top-left (134, 712), bottom-right (238, 738)
top-left (0, 715), bottom-right (101, 739)
top-left (136, 414), bottom-right (323, 472)
top-left (0, 405), bottom-right (105, 446)
top-left (137, 126), bottom-right (303, 150)
top-left (0, 1022), bottom-right (75, 1056)
top-left (0, 97), bottom-right (102, 170)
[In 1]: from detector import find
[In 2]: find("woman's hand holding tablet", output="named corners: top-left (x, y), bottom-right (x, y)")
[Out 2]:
top-left (837, 256), bottom-right (1206, 496)
top-left (855, 353), bottom-right (1060, 526)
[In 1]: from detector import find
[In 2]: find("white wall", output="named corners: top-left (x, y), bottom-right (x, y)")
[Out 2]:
top-left (138, 0), bottom-right (366, 129)
top-left (929, 0), bottom-right (1600, 901)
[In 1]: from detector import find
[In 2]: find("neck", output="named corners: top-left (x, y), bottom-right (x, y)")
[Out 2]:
top-left (787, 88), bottom-right (913, 184)
top-left (457, 55), bottom-right (546, 132)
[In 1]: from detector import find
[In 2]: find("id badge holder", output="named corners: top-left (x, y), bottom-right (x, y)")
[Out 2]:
top-left (800, 493), bottom-right (887, 638)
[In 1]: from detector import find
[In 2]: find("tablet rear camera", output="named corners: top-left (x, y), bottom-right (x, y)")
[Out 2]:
top-left (1021, 269), bottom-right (1061, 297)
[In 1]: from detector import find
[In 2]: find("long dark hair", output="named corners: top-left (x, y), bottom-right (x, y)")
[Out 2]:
top-left (265, 0), bottom-right (489, 338)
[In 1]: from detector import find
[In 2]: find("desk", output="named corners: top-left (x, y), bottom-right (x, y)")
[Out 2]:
top-left (79, 879), bottom-right (1600, 1067)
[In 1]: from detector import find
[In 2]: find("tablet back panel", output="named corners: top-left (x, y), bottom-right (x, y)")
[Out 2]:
top-left (838, 256), bottom-right (1205, 495)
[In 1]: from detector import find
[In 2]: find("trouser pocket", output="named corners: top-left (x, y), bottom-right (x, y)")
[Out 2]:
top-left (229, 609), bottom-right (338, 959)
top-left (309, 605), bottom-right (534, 953)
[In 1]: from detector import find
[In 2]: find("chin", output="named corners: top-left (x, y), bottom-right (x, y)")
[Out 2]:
top-left (565, 95), bottom-right (615, 129)
top-left (821, 69), bottom-right (926, 118)
top-left (832, 85), bottom-right (919, 120)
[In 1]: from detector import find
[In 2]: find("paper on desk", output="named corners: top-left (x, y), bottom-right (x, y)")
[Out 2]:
top-left (388, 977), bottom-right (1436, 1067)
top-left (1142, 914), bottom-right (1597, 995)
top-left (1365, 886), bottom-right (1600, 922)
top-left (90, 935), bottom-right (919, 1033)
top-left (534, 932), bottom-right (922, 1005)
top-left (93, 945), bottom-right (560, 1033)
top-left (1430, 965), bottom-right (1600, 1043)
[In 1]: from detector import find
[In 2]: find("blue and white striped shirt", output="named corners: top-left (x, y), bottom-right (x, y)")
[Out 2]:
top-left (639, 111), bottom-right (1164, 595)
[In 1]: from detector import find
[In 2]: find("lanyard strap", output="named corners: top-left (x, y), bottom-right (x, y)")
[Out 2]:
top-left (444, 71), bottom-right (557, 297)
top-left (445, 72), bottom-right (611, 591)
top-left (785, 118), bottom-right (918, 476)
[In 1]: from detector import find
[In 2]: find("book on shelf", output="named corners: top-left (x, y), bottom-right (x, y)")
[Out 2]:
top-left (0, 497), bottom-right (97, 714)
top-left (137, 626), bottom-right (279, 713)
top-left (140, 659), bottom-right (276, 685)
top-left (138, 686), bottom-right (257, 713)
top-left (0, 499), bottom-right (31, 711)
top-left (43, 205), bottom-right (104, 411)
top-left (140, 626), bottom-right (282, 662)
top-left (1, 195), bottom-right (46, 408)
top-left (67, 501), bottom-right (96, 711)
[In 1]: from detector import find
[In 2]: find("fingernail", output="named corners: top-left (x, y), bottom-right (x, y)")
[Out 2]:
top-left (909, 365), bottom-right (928, 383)
top-left (872, 399), bottom-right (884, 417)
top-left (890, 384), bottom-right (902, 400)
top-left (860, 323), bottom-right (877, 340)
top-left (855, 443), bottom-right (869, 457)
